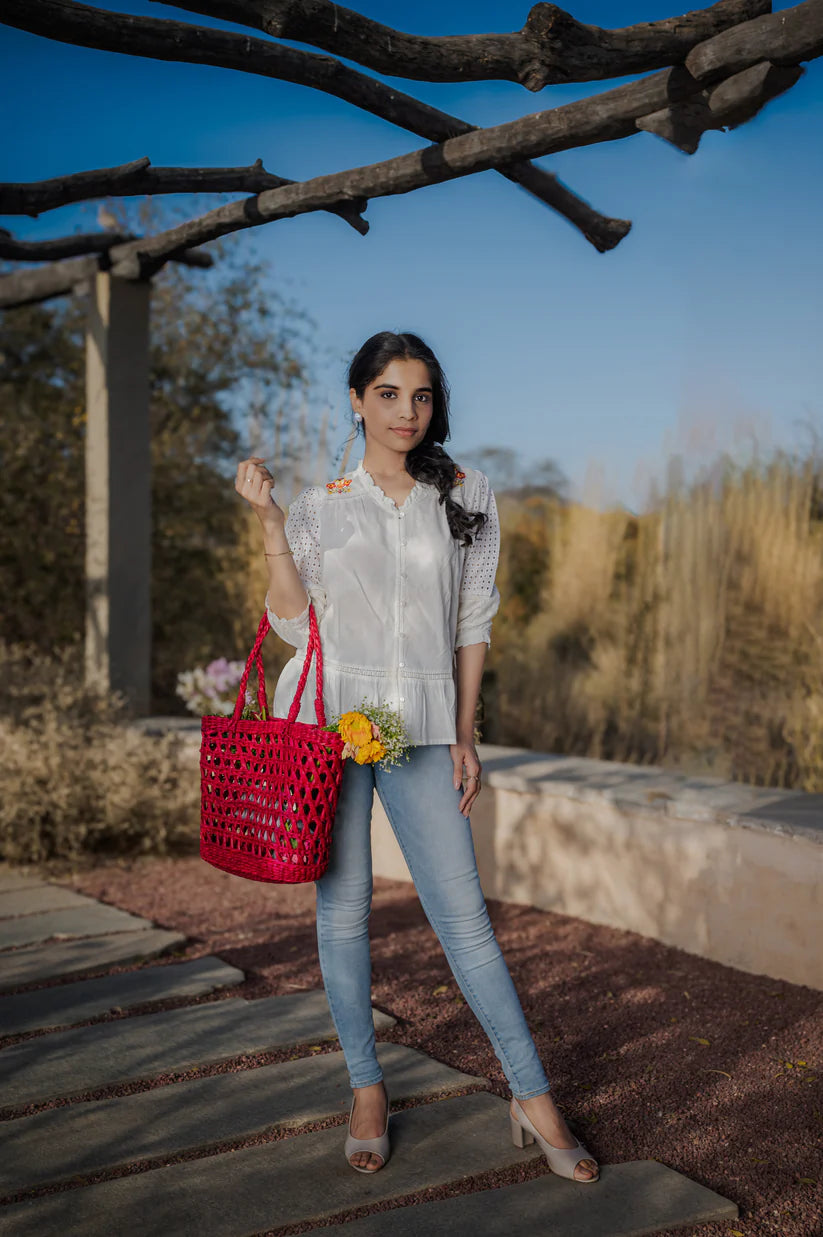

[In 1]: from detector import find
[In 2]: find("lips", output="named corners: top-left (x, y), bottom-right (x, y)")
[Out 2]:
top-left (391, 427), bottom-right (417, 436)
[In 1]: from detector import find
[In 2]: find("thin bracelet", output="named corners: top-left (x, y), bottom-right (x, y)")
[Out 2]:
top-left (264, 549), bottom-right (294, 557)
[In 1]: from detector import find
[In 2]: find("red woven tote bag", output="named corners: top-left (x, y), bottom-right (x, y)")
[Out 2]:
top-left (200, 603), bottom-right (345, 883)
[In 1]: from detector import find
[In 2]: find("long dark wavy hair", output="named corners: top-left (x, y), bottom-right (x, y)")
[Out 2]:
top-left (347, 331), bottom-right (487, 547)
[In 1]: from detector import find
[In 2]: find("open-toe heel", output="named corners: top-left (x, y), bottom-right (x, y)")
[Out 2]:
top-left (510, 1097), bottom-right (600, 1183)
top-left (344, 1084), bottom-right (391, 1174)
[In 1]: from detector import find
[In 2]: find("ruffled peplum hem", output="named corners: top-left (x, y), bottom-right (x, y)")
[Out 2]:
top-left (272, 654), bottom-right (458, 747)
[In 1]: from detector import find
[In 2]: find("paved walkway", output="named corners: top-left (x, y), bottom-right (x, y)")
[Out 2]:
top-left (0, 866), bottom-right (738, 1236)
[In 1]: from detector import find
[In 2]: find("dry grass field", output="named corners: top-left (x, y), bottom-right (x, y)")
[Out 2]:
top-left (488, 453), bottom-right (823, 791)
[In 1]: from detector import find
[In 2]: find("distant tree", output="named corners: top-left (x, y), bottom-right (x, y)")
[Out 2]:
top-left (0, 197), bottom-right (322, 711)
top-left (463, 444), bottom-right (568, 501)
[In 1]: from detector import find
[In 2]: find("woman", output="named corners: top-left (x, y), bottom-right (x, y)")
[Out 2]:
top-left (236, 331), bottom-right (599, 1183)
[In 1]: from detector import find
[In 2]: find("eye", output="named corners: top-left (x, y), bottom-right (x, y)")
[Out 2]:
top-left (380, 391), bottom-right (396, 398)
top-left (416, 393), bottom-right (431, 403)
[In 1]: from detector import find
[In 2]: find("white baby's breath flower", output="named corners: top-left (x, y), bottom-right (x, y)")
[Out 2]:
top-left (326, 698), bottom-right (412, 769)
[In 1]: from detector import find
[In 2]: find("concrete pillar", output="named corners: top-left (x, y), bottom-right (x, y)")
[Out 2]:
top-left (84, 272), bottom-right (152, 715)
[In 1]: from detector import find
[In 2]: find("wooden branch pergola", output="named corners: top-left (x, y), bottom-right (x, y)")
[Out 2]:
top-left (2, 0), bottom-right (821, 713)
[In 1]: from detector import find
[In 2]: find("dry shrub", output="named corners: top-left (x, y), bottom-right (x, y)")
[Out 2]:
top-left (0, 640), bottom-right (199, 864)
top-left (490, 452), bottom-right (823, 789)
top-left (783, 679), bottom-right (823, 791)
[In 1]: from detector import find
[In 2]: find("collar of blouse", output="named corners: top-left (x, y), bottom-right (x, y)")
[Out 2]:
top-left (342, 458), bottom-right (465, 514)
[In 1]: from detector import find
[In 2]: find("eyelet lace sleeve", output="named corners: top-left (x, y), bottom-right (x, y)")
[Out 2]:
top-left (265, 486), bottom-right (328, 647)
top-left (455, 469), bottom-right (501, 649)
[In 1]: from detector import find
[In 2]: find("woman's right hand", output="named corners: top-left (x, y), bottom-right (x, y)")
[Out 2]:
top-left (235, 457), bottom-right (284, 525)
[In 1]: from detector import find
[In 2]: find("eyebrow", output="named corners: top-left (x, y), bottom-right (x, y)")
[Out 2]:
top-left (374, 383), bottom-right (432, 392)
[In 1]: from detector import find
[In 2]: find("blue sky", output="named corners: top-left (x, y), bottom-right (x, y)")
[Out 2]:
top-left (2, 1), bottom-right (821, 509)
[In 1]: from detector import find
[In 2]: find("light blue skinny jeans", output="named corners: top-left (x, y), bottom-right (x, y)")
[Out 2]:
top-left (314, 743), bottom-right (552, 1100)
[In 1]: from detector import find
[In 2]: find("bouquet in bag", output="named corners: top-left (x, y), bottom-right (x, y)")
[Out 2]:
top-left (238, 695), bottom-right (411, 769)
top-left (325, 700), bottom-right (412, 769)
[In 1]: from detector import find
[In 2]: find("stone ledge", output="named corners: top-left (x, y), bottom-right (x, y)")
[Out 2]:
top-left (477, 745), bottom-right (822, 845)
top-left (129, 719), bottom-right (821, 845)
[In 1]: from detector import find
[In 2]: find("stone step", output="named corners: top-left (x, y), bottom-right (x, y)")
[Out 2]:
top-left (0, 1042), bottom-right (483, 1196)
top-left (0, 956), bottom-right (245, 1037)
top-left (331, 1160), bottom-right (739, 1237)
top-left (0, 904), bottom-right (154, 952)
top-left (0, 886), bottom-right (101, 918)
top-left (0, 929), bottom-right (186, 991)
top-left (0, 873), bottom-right (49, 895)
top-left (0, 990), bottom-right (395, 1109)
top-left (0, 1092), bottom-right (538, 1235)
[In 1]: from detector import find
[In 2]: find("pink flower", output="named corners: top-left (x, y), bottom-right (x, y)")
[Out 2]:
top-left (371, 722), bottom-right (382, 740)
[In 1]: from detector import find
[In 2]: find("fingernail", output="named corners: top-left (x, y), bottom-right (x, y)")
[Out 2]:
top-left (454, 782), bottom-right (460, 790)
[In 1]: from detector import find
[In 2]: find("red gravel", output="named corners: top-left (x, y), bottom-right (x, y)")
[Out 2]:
top-left (11, 855), bottom-right (823, 1236)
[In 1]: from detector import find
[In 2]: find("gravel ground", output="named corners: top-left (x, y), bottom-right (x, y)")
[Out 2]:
top-left (7, 854), bottom-right (822, 1237)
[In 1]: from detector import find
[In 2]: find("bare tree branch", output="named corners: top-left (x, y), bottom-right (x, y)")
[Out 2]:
top-left (635, 0), bottom-right (823, 150)
top-left (0, 258), bottom-right (108, 308)
top-left (0, 62), bottom-right (687, 305)
top-left (637, 59), bottom-right (804, 152)
top-left (686, 0), bottom-right (823, 80)
top-left (0, 227), bottom-right (216, 264)
top-left (0, 158), bottom-right (626, 254)
top-left (0, 156), bottom-right (370, 234)
top-left (97, 66), bottom-right (710, 281)
top-left (158, 0), bottom-right (772, 91)
top-left (91, 0), bottom-right (818, 289)
top-left (707, 58), bottom-right (804, 122)
top-left (498, 162), bottom-right (630, 251)
top-left (0, 155), bottom-right (154, 214)
top-left (0, 0), bottom-right (629, 250)
top-left (0, 237), bottom-right (222, 306)
top-left (2, 0), bottom-right (818, 307)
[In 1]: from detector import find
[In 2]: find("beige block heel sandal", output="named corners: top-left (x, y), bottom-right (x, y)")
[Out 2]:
top-left (344, 1084), bottom-right (391, 1173)
top-left (510, 1097), bottom-right (600, 1183)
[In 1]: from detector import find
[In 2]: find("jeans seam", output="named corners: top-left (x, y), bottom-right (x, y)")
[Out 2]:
top-left (378, 787), bottom-right (532, 1097)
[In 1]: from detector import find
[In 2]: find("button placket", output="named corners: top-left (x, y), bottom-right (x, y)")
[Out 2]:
top-left (396, 508), bottom-right (406, 704)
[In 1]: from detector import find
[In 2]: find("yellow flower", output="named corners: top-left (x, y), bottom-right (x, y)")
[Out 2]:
top-left (354, 739), bottom-right (387, 765)
top-left (339, 711), bottom-right (373, 748)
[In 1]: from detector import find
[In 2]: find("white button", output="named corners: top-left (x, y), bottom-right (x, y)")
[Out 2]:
top-left (399, 696), bottom-right (405, 702)
top-left (398, 661), bottom-right (405, 667)
top-left (398, 512), bottom-right (405, 519)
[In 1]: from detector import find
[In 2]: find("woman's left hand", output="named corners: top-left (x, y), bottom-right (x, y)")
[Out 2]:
top-left (450, 738), bottom-right (482, 818)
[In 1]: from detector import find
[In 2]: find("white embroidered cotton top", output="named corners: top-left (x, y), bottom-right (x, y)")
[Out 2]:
top-left (265, 457), bottom-right (501, 745)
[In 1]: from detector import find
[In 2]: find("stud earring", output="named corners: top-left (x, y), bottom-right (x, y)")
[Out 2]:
top-left (354, 412), bottom-right (363, 422)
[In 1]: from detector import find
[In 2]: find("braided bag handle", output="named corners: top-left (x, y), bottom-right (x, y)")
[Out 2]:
top-left (230, 602), bottom-right (326, 726)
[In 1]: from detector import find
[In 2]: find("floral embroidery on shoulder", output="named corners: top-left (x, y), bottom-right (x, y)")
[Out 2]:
top-left (453, 468), bottom-right (466, 487)
top-left (325, 476), bottom-right (353, 494)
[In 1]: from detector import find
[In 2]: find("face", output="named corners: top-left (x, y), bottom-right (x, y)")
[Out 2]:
top-left (350, 357), bottom-right (434, 454)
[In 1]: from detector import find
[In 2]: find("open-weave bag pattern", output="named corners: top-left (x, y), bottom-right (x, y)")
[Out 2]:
top-left (200, 604), bottom-right (345, 884)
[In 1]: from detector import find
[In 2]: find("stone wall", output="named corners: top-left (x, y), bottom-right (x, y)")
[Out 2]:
top-left (369, 744), bottom-right (823, 991)
top-left (135, 721), bottom-right (823, 991)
